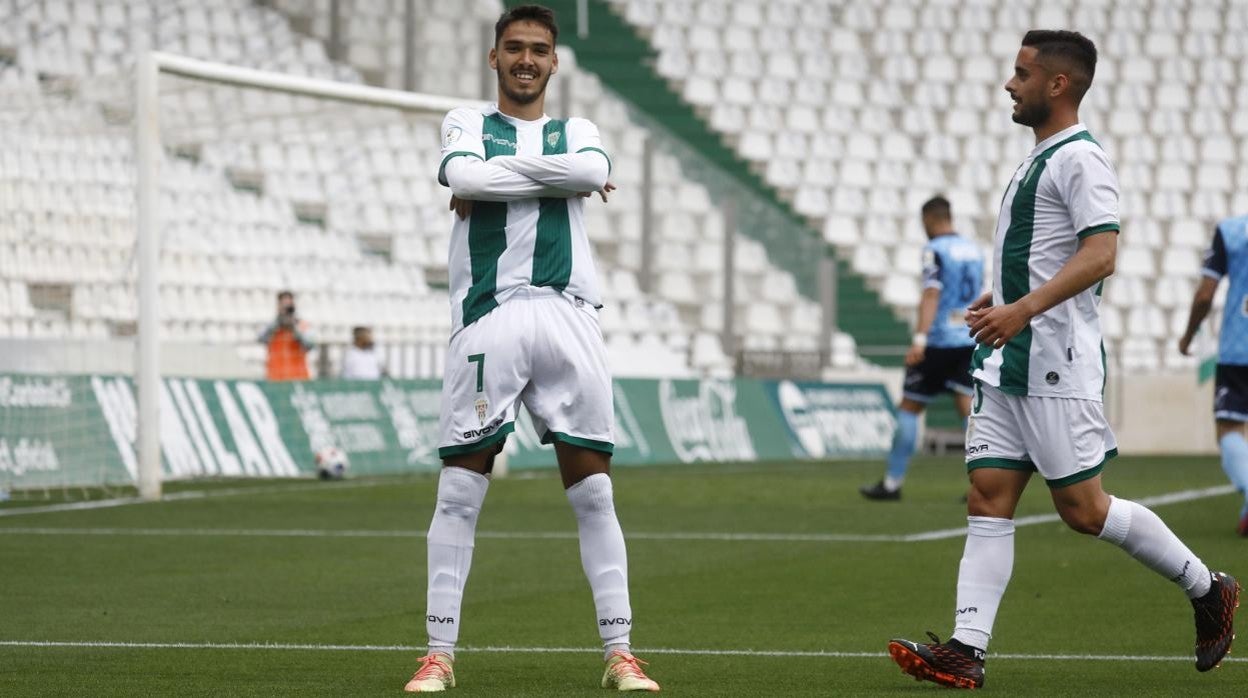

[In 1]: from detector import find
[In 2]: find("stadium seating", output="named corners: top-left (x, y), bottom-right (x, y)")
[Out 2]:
top-left (5, 0), bottom-right (1240, 379)
top-left (0, 0), bottom-right (857, 378)
top-left (267, 0), bottom-right (845, 372)
top-left (607, 0), bottom-right (1248, 373)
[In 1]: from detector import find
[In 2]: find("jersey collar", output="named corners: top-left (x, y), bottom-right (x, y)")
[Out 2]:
top-left (487, 103), bottom-right (550, 127)
top-left (1030, 123), bottom-right (1087, 156)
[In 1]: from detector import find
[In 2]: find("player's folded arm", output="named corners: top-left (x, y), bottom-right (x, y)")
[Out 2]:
top-left (487, 150), bottom-right (610, 192)
top-left (441, 155), bottom-right (575, 202)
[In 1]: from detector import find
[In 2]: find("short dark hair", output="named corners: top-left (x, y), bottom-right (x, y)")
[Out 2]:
top-left (352, 326), bottom-right (370, 337)
top-left (495, 4), bottom-right (558, 46)
top-left (1021, 30), bottom-right (1097, 101)
top-left (921, 195), bottom-right (952, 221)
top-left (277, 290), bottom-right (294, 301)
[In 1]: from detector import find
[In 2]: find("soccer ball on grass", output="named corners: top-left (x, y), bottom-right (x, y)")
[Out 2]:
top-left (314, 446), bottom-right (350, 480)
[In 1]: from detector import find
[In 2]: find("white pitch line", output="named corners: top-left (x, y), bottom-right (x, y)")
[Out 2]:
top-left (0, 484), bottom-right (1236, 544)
top-left (0, 497), bottom-right (147, 517)
top-left (0, 640), bottom-right (1239, 664)
top-left (0, 526), bottom-right (902, 542)
top-left (0, 478), bottom-right (400, 518)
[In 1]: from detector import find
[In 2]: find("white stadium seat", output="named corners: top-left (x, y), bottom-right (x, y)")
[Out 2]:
top-left (882, 274), bottom-right (919, 310)
top-left (822, 216), bottom-right (861, 247)
top-left (792, 187), bottom-right (829, 218)
top-left (1118, 248), bottom-right (1157, 277)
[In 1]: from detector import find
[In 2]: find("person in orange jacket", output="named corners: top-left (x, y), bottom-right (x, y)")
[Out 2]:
top-left (258, 290), bottom-right (313, 381)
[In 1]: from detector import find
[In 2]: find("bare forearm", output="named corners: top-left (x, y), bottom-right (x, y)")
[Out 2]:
top-left (1017, 239), bottom-right (1115, 318)
top-left (1183, 299), bottom-right (1212, 341)
top-left (915, 289), bottom-right (940, 335)
top-left (489, 152), bottom-right (609, 192)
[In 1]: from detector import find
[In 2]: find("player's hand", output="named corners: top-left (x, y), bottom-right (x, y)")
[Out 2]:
top-left (579, 181), bottom-right (616, 203)
top-left (449, 195), bottom-right (473, 220)
top-left (904, 344), bottom-right (926, 367)
top-left (1178, 333), bottom-right (1194, 356)
top-left (964, 291), bottom-right (993, 325)
top-left (969, 302), bottom-right (1031, 349)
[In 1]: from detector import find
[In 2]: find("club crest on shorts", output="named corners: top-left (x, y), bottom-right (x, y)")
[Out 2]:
top-left (474, 397), bottom-right (489, 425)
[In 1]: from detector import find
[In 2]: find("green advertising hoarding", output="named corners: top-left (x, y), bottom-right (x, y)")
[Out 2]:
top-left (0, 374), bottom-right (896, 491)
top-left (0, 375), bottom-right (122, 489)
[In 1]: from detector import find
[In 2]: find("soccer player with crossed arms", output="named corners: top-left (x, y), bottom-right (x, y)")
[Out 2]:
top-left (888, 30), bottom-right (1239, 689)
top-left (403, 5), bottom-right (658, 693)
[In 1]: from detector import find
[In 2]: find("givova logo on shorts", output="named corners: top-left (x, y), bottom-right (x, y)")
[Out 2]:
top-left (463, 415), bottom-right (504, 440)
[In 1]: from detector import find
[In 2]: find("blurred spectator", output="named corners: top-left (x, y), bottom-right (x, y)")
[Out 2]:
top-left (341, 326), bottom-right (386, 380)
top-left (259, 290), bottom-right (313, 381)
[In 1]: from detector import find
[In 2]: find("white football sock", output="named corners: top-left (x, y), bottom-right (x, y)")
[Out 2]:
top-left (951, 516), bottom-right (1015, 651)
top-left (425, 466), bottom-right (489, 658)
top-left (1097, 496), bottom-right (1212, 599)
top-left (566, 473), bottom-right (633, 660)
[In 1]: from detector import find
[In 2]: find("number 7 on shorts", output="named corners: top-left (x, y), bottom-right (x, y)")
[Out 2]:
top-left (467, 353), bottom-right (485, 393)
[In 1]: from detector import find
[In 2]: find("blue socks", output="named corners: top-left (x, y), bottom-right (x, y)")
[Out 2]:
top-left (885, 410), bottom-right (920, 487)
top-left (1218, 432), bottom-right (1248, 502)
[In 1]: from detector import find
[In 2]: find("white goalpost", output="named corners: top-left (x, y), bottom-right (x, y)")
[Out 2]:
top-left (133, 52), bottom-right (482, 499)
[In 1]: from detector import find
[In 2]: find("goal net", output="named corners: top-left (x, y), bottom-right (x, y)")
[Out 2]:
top-left (0, 52), bottom-right (475, 500)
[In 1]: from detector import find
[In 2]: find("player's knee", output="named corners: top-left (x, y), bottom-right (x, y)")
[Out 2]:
top-left (1057, 502), bottom-right (1105, 536)
top-left (965, 485), bottom-right (991, 516)
top-left (965, 478), bottom-right (1014, 517)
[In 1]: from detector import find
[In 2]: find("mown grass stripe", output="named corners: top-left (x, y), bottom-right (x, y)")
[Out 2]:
top-left (0, 640), bottom-right (1239, 663)
top-left (0, 484), bottom-right (1236, 543)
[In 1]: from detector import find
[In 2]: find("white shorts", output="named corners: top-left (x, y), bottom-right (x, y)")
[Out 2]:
top-left (437, 286), bottom-right (614, 459)
top-left (964, 381), bottom-right (1118, 488)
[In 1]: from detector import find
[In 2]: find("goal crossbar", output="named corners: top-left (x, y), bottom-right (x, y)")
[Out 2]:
top-left (134, 52), bottom-right (482, 499)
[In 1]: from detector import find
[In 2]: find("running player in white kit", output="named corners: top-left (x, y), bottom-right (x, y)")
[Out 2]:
top-left (886, 30), bottom-right (1238, 689)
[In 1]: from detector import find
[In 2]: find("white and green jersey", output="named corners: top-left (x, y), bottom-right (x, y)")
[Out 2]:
top-left (971, 124), bottom-right (1120, 400)
top-left (437, 104), bottom-right (612, 334)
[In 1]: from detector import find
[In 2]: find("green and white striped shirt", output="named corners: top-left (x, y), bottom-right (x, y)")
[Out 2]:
top-left (438, 105), bottom-right (612, 334)
top-left (971, 124), bottom-right (1120, 400)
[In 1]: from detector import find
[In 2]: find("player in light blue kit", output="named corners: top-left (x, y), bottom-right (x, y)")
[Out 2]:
top-left (861, 196), bottom-right (984, 500)
top-left (1179, 213), bottom-right (1248, 535)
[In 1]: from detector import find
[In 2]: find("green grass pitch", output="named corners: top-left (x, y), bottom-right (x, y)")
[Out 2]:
top-left (1, 456), bottom-right (1245, 696)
